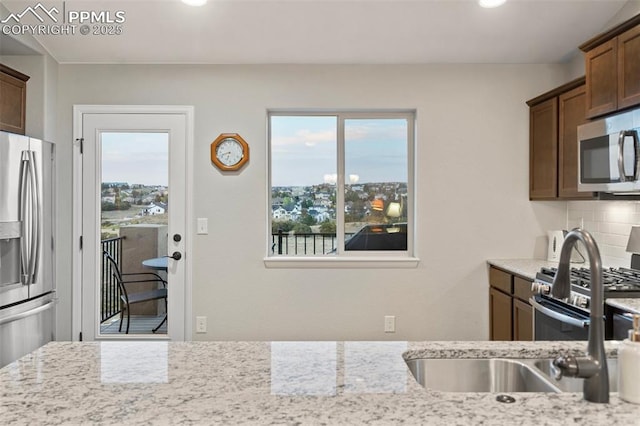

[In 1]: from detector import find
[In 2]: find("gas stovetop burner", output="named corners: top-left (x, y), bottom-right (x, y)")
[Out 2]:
top-left (537, 266), bottom-right (640, 294)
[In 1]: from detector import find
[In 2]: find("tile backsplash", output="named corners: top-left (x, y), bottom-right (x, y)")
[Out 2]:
top-left (567, 200), bottom-right (640, 267)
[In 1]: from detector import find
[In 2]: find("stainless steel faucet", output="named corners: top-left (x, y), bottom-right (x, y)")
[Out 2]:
top-left (551, 228), bottom-right (609, 403)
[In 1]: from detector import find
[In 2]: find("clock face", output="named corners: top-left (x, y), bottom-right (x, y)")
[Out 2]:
top-left (216, 138), bottom-right (244, 166)
top-left (210, 133), bottom-right (249, 171)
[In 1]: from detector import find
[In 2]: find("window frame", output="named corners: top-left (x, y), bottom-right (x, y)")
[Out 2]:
top-left (265, 110), bottom-right (419, 269)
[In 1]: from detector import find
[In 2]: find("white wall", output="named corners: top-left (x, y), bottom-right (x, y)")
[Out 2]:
top-left (54, 64), bottom-right (568, 341)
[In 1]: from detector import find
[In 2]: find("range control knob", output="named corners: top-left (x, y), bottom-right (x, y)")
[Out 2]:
top-left (531, 282), bottom-right (551, 294)
top-left (578, 296), bottom-right (589, 309)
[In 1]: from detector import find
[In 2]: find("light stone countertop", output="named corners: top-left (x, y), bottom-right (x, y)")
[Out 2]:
top-left (1, 341), bottom-right (639, 425)
top-left (487, 258), bottom-right (559, 281)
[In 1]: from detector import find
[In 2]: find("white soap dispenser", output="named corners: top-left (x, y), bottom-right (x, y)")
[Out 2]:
top-left (619, 314), bottom-right (640, 404)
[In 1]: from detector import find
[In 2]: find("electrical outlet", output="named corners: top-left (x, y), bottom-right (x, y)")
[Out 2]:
top-left (384, 315), bottom-right (395, 333)
top-left (196, 316), bottom-right (207, 333)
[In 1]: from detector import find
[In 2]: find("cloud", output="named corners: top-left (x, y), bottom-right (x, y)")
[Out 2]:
top-left (345, 123), bottom-right (407, 142)
top-left (272, 129), bottom-right (336, 147)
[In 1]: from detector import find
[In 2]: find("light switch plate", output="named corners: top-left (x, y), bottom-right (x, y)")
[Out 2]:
top-left (197, 218), bottom-right (208, 235)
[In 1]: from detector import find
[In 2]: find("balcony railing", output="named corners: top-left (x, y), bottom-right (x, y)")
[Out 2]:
top-left (271, 230), bottom-right (354, 255)
top-left (101, 236), bottom-right (125, 322)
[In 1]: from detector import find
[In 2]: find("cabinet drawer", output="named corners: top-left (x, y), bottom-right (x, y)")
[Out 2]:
top-left (489, 267), bottom-right (513, 294)
top-left (513, 277), bottom-right (534, 302)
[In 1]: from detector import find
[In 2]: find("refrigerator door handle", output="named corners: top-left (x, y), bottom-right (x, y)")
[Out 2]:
top-left (0, 300), bottom-right (55, 326)
top-left (18, 151), bottom-right (30, 285)
top-left (28, 151), bottom-right (41, 283)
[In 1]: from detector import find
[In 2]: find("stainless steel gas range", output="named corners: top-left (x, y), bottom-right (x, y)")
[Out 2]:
top-left (531, 266), bottom-right (640, 341)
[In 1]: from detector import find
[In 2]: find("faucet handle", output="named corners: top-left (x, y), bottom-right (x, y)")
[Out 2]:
top-left (553, 355), bottom-right (578, 379)
top-left (553, 354), bottom-right (604, 380)
top-left (550, 360), bottom-right (563, 380)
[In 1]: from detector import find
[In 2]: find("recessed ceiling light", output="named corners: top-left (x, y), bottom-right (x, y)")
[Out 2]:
top-left (181, 0), bottom-right (207, 6)
top-left (479, 0), bottom-right (507, 8)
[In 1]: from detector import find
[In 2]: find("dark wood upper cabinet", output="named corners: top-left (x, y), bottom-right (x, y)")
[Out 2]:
top-left (581, 15), bottom-right (640, 118)
top-left (558, 85), bottom-right (591, 198)
top-left (527, 78), bottom-right (593, 200)
top-left (529, 97), bottom-right (558, 199)
top-left (0, 64), bottom-right (29, 135)
top-left (618, 24), bottom-right (640, 110)
top-left (584, 39), bottom-right (617, 118)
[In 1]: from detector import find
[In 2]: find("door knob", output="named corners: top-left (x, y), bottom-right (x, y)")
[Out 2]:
top-left (173, 234), bottom-right (182, 242)
top-left (164, 251), bottom-right (182, 261)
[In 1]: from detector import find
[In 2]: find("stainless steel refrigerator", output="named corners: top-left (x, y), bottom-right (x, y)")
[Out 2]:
top-left (0, 131), bottom-right (55, 368)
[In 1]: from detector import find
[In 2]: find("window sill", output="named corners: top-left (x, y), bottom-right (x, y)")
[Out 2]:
top-left (263, 256), bottom-right (420, 269)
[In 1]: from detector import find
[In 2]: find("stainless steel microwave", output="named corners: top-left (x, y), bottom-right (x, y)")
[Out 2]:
top-left (578, 108), bottom-right (640, 193)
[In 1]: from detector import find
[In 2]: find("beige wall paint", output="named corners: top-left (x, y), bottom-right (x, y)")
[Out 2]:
top-left (54, 64), bottom-right (568, 341)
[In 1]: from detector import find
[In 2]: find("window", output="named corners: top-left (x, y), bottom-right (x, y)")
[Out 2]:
top-left (268, 111), bottom-right (414, 262)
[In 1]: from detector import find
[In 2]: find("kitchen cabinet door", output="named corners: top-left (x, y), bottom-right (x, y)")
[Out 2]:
top-left (558, 85), bottom-right (593, 199)
top-left (529, 97), bottom-right (558, 199)
top-left (618, 24), bottom-right (640, 110)
top-left (585, 39), bottom-right (618, 118)
top-left (0, 65), bottom-right (29, 135)
top-left (490, 287), bottom-right (512, 341)
top-left (513, 298), bottom-right (533, 341)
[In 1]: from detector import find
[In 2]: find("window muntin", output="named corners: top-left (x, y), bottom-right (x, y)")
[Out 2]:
top-left (269, 111), bottom-right (413, 258)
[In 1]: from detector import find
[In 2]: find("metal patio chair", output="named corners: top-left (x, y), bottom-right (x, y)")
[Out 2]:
top-left (103, 251), bottom-right (168, 334)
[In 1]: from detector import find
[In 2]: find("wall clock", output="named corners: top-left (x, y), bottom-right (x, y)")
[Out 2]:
top-left (210, 133), bottom-right (249, 171)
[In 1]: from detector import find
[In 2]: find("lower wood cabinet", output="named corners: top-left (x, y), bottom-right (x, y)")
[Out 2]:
top-left (489, 286), bottom-right (513, 341)
top-left (489, 266), bottom-right (533, 341)
top-left (513, 298), bottom-right (533, 341)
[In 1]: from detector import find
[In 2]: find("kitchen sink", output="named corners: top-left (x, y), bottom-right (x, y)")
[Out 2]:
top-left (405, 358), bottom-right (561, 393)
top-left (405, 357), bottom-right (619, 393)
top-left (533, 358), bottom-right (618, 392)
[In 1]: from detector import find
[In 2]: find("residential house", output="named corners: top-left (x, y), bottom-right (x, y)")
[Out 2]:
top-left (141, 202), bottom-right (167, 216)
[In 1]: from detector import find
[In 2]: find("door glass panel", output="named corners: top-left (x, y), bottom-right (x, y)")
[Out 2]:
top-left (99, 132), bottom-right (169, 335)
top-left (344, 118), bottom-right (408, 251)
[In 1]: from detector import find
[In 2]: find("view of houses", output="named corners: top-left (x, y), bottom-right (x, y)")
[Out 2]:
top-left (271, 181), bottom-right (408, 234)
top-left (101, 182), bottom-right (168, 239)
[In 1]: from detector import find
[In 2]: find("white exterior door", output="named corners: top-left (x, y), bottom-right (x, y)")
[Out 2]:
top-left (73, 106), bottom-right (193, 341)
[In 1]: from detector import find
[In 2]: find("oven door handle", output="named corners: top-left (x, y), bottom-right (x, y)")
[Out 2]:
top-left (529, 297), bottom-right (590, 328)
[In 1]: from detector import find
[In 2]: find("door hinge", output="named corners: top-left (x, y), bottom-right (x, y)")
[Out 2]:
top-left (79, 332), bottom-right (83, 342)
top-left (76, 137), bottom-right (84, 154)
top-left (79, 236), bottom-right (83, 250)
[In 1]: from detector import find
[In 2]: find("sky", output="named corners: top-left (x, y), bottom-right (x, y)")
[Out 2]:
top-left (271, 116), bottom-right (408, 187)
top-left (101, 132), bottom-right (169, 186)
top-left (99, 118), bottom-right (408, 188)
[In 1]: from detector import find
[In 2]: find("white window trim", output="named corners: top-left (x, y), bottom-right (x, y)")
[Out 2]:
top-left (264, 110), bottom-right (418, 269)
